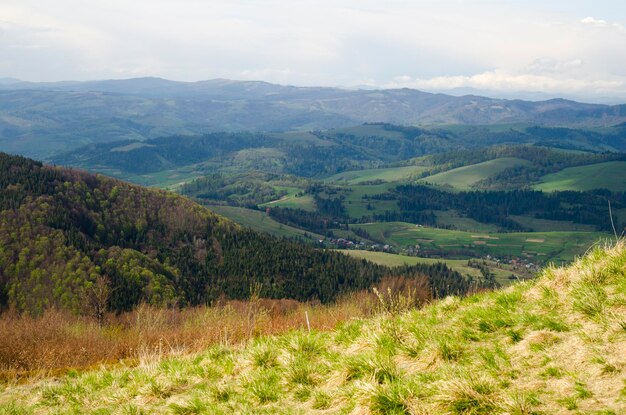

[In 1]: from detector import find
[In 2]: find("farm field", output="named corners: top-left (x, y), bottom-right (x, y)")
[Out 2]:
top-left (509, 215), bottom-right (598, 232)
top-left (342, 182), bottom-right (399, 218)
top-left (207, 205), bottom-right (323, 240)
top-left (338, 249), bottom-right (521, 285)
top-left (419, 157), bottom-right (532, 189)
top-left (433, 210), bottom-right (500, 232)
top-left (534, 161), bottom-right (626, 192)
top-left (351, 222), bottom-right (607, 264)
top-left (260, 188), bottom-right (316, 211)
top-left (130, 166), bottom-right (207, 189)
top-left (326, 165), bottom-right (429, 184)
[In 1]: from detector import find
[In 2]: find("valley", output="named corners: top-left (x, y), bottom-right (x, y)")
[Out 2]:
top-left (34, 120), bottom-right (625, 286)
top-left (2, 0), bottom-right (626, 411)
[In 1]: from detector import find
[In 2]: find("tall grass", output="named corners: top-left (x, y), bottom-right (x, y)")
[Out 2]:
top-left (0, 276), bottom-right (430, 381)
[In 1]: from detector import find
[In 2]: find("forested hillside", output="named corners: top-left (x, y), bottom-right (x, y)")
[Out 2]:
top-left (50, 123), bottom-right (626, 183)
top-left (0, 153), bottom-right (470, 316)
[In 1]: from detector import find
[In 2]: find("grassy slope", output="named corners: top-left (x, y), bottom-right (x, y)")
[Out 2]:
top-left (326, 165), bottom-right (429, 185)
top-left (207, 205), bottom-right (323, 241)
top-left (343, 183), bottom-right (398, 218)
top-left (534, 161), bottom-right (626, 192)
top-left (260, 189), bottom-right (317, 212)
top-left (2, 243), bottom-right (624, 414)
top-left (419, 157), bottom-right (532, 190)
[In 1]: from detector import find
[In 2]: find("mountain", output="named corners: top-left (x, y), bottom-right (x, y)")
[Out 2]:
top-left (50, 124), bottom-right (626, 180)
top-left (1, 77), bottom-right (625, 159)
top-left (2, 240), bottom-right (624, 413)
top-left (0, 152), bottom-right (469, 316)
top-left (0, 78), bottom-right (22, 86)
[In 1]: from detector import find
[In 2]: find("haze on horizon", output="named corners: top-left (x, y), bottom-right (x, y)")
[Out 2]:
top-left (1, 0), bottom-right (625, 103)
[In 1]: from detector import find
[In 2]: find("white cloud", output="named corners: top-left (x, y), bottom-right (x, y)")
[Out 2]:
top-left (386, 69), bottom-right (626, 102)
top-left (580, 16), bottom-right (625, 32)
top-left (581, 16), bottom-right (609, 26)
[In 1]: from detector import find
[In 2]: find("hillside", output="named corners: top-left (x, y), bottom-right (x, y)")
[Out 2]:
top-left (1, 241), bottom-right (624, 414)
top-left (0, 152), bottom-right (473, 316)
top-left (50, 125), bottom-right (626, 184)
top-left (2, 78), bottom-right (626, 159)
top-left (419, 157), bottom-right (532, 190)
top-left (534, 161), bottom-right (626, 192)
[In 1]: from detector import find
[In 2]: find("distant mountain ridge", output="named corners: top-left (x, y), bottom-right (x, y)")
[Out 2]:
top-left (1, 77), bottom-right (625, 159)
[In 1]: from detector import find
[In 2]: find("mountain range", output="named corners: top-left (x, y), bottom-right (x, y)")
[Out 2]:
top-left (1, 77), bottom-right (625, 159)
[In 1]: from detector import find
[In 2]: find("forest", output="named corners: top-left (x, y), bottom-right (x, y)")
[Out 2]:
top-left (0, 152), bottom-right (473, 317)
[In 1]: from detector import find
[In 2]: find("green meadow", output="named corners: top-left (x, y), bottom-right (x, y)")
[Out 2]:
top-left (419, 157), bottom-right (532, 190)
top-left (326, 165), bottom-right (429, 184)
top-left (534, 161), bottom-right (626, 192)
top-left (207, 205), bottom-right (323, 240)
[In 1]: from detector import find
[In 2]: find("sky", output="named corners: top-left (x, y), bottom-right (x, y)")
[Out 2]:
top-left (1, 0), bottom-right (625, 102)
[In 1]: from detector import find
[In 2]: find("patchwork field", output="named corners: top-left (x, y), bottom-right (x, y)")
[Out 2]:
top-left (351, 222), bottom-right (607, 263)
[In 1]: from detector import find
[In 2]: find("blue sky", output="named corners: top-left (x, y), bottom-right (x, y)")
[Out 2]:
top-left (1, 0), bottom-right (625, 102)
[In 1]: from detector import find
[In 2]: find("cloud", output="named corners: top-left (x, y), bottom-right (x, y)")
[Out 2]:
top-left (581, 16), bottom-right (609, 26)
top-left (386, 68), bottom-right (626, 101)
top-left (580, 16), bottom-right (625, 32)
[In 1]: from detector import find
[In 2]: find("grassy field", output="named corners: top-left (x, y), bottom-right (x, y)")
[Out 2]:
top-left (419, 157), bottom-right (532, 190)
top-left (2, 242), bottom-right (624, 414)
top-left (326, 165), bottom-right (429, 184)
top-left (338, 250), bottom-right (520, 285)
top-left (433, 210), bottom-right (500, 233)
top-left (351, 222), bottom-right (607, 264)
top-left (207, 205), bottom-right (323, 241)
top-left (260, 187), bottom-right (317, 212)
top-left (343, 182), bottom-right (399, 218)
top-left (509, 215), bottom-right (598, 232)
top-left (534, 161), bottom-right (626, 192)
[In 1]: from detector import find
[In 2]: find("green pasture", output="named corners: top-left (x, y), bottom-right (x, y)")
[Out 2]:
top-left (342, 182), bottom-right (399, 218)
top-left (433, 210), bottom-right (499, 232)
top-left (121, 164), bottom-right (207, 189)
top-left (419, 157), bottom-right (532, 189)
top-left (260, 187), bottom-right (317, 211)
top-left (509, 215), bottom-right (597, 232)
top-left (207, 205), bottom-right (323, 240)
top-left (326, 165), bottom-right (429, 184)
top-left (534, 161), bottom-right (626, 192)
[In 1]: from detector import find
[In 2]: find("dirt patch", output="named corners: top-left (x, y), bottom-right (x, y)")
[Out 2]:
top-left (472, 235), bottom-right (499, 240)
top-left (526, 239), bottom-right (545, 243)
top-left (473, 241), bottom-right (486, 245)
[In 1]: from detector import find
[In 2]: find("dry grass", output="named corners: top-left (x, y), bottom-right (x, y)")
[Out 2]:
top-left (1, 243), bottom-right (624, 414)
top-left (0, 276), bottom-right (430, 382)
